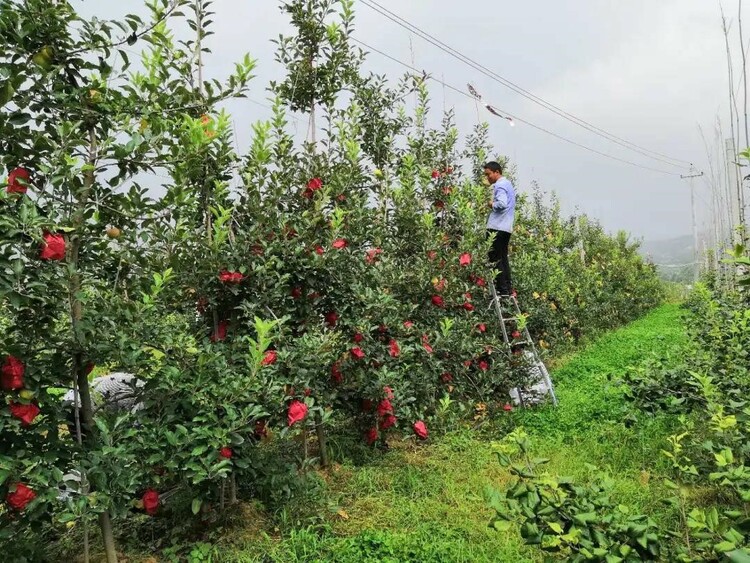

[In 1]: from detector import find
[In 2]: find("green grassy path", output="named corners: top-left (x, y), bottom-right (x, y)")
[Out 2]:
top-left (520, 302), bottom-right (687, 438)
top-left (171, 304), bottom-right (689, 562)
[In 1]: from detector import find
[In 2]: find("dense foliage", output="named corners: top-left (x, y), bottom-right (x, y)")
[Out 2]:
top-left (491, 251), bottom-right (750, 562)
top-left (0, 0), bottom-right (662, 560)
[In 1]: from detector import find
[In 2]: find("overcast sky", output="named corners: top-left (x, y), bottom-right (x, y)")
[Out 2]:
top-left (74, 0), bottom-right (748, 242)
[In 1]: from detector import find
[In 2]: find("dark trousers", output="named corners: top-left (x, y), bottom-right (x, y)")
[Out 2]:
top-left (488, 229), bottom-right (512, 295)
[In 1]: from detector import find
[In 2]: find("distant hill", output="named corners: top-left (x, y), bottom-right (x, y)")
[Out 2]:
top-left (639, 235), bottom-right (694, 265)
top-left (639, 235), bottom-right (695, 282)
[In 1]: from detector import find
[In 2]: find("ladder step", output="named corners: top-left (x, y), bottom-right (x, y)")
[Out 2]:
top-left (489, 287), bottom-right (558, 408)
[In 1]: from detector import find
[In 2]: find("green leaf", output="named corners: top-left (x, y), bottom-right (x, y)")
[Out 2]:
top-left (707, 507), bottom-right (720, 531)
top-left (9, 113), bottom-right (31, 126)
top-left (492, 520), bottom-right (511, 532)
top-left (573, 512), bottom-right (597, 525)
top-left (520, 522), bottom-right (541, 544)
top-left (727, 549), bottom-right (750, 563)
top-left (95, 418), bottom-right (109, 437)
top-left (0, 81), bottom-right (14, 106)
top-left (715, 540), bottom-right (736, 553)
top-left (191, 498), bottom-right (202, 515)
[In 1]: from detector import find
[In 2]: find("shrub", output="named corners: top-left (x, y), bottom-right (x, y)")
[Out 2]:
top-left (0, 0), bottom-right (664, 560)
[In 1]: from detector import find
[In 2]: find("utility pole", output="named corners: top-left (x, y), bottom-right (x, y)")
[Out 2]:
top-left (681, 168), bottom-right (705, 282)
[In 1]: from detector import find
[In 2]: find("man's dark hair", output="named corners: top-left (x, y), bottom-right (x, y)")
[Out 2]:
top-left (483, 161), bottom-right (503, 173)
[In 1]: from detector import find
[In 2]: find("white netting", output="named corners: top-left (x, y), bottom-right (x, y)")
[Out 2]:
top-left (62, 372), bottom-right (144, 414)
top-left (509, 351), bottom-right (552, 406)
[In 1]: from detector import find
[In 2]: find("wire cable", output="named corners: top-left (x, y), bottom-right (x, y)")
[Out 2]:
top-left (352, 38), bottom-right (683, 177)
top-left (359, 0), bottom-right (694, 170)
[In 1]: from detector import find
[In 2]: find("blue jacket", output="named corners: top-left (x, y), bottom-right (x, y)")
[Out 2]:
top-left (487, 177), bottom-right (516, 233)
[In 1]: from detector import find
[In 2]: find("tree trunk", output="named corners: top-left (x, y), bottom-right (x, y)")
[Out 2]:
top-left (740, 0), bottom-right (749, 230)
top-left (230, 473), bottom-right (238, 505)
top-left (83, 519), bottom-right (90, 563)
top-left (98, 512), bottom-right (118, 563)
top-left (740, 0), bottom-right (750, 151)
top-left (68, 128), bottom-right (119, 563)
top-left (302, 426), bottom-right (309, 467)
top-left (315, 411), bottom-right (329, 468)
top-left (309, 53), bottom-right (317, 152)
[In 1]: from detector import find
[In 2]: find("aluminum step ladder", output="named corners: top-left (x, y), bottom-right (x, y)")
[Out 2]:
top-left (490, 285), bottom-right (558, 407)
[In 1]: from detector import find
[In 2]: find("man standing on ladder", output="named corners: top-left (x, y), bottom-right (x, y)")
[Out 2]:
top-left (484, 161), bottom-right (516, 296)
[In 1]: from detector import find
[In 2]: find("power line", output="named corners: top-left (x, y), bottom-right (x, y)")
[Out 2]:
top-left (359, 0), bottom-right (694, 170)
top-left (360, 0), bottom-right (691, 169)
top-left (352, 38), bottom-right (683, 177)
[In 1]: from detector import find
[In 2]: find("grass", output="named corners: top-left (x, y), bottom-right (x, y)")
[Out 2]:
top-left (92, 304), bottom-right (690, 562)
